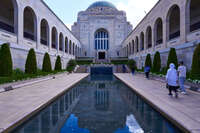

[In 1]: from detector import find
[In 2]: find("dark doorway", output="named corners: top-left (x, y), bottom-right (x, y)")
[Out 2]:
top-left (98, 52), bottom-right (105, 59)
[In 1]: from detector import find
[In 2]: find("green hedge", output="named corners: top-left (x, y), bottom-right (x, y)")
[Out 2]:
top-left (127, 59), bottom-right (137, 70)
top-left (54, 56), bottom-right (62, 71)
top-left (190, 44), bottom-right (200, 80)
top-left (167, 48), bottom-right (178, 69)
top-left (76, 60), bottom-right (92, 65)
top-left (152, 51), bottom-right (161, 73)
top-left (42, 53), bottom-right (52, 72)
top-left (0, 43), bottom-right (13, 76)
top-left (66, 60), bottom-right (77, 72)
top-left (25, 49), bottom-right (37, 74)
top-left (111, 60), bottom-right (128, 65)
top-left (145, 54), bottom-right (152, 68)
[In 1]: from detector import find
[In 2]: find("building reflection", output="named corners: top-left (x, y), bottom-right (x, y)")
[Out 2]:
top-left (11, 86), bottom-right (81, 133)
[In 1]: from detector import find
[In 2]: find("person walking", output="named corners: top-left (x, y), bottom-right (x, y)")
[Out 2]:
top-left (166, 63), bottom-right (179, 98)
top-left (178, 61), bottom-right (187, 94)
top-left (122, 64), bottom-right (126, 73)
top-left (144, 66), bottom-right (150, 79)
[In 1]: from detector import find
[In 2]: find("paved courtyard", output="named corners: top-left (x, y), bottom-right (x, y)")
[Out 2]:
top-left (114, 73), bottom-right (200, 133)
top-left (0, 73), bottom-right (89, 133)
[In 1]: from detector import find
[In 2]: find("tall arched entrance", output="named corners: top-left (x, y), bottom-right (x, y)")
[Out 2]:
top-left (94, 29), bottom-right (109, 60)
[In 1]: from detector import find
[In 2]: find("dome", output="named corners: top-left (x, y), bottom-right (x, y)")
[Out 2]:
top-left (88, 1), bottom-right (117, 10)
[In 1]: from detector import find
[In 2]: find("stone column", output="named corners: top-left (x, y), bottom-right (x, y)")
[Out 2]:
top-left (57, 32), bottom-right (59, 53)
top-left (36, 16), bottom-right (41, 49)
top-left (17, 7), bottom-right (24, 45)
top-left (163, 17), bottom-right (168, 48)
top-left (152, 25), bottom-right (155, 51)
top-left (180, 5), bottom-right (187, 43)
top-left (48, 26), bottom-right (52, 52)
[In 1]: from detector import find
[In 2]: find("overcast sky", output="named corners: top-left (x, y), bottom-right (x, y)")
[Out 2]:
top-left (43, 0), bottom-right (158, 29)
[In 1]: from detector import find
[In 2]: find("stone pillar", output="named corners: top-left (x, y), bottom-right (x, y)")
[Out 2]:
top-left (57, 32), bottom-right (59, 53)
top-left (152, 25), bottom-right (155, 51)
top-left (144, 32), bottom-right (147, 51)
top-left (36, 16), bottom-right (41, 49)
top-left (48, 26), bottom-right (52, 52)
top-left (180, 5), bottom-right (187, 43)
top-left (17, 7), bottom-right (24, 44)
top-left (163, 17), bottom-right (168, 48)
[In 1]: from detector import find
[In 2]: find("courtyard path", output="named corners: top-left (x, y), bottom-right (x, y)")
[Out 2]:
top-left (114, 73), bottom-right (200, 133)
top-left (0, 73), bottom-right (89, 133)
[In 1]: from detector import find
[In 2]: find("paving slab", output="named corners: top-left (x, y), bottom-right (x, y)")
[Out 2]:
top-left (114, 73), bottom-right (200, 133)
top-left (0, 73), bottom-right (89, 133)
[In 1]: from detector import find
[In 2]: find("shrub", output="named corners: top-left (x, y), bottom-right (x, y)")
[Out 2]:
top-left (0, 43), bottom-right (13, 76)
top-left (111, 60), bottom-right (128, 65)
top-left (145, 54), bottom-right (152, 68)
top-left (167, 48), bottom-right (178, 69)
top-left (25, 48), bottom-right (37, 74)
top-left (152, 51), bottom-right (161, 73)
top-left (76, 60), bottom-right (93, 65)
top-left (190, 44), bottom-right (200, 80)
top-left (42, 53), bottom-right (52, 72)
top-left (54, 56), bottom-right (62, 71)
top-left (127, 59), bottom-right (137, 70)
top-left (66, 59), bottom-right (77, 72)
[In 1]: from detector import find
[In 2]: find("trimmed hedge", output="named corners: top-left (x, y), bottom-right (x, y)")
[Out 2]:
top-left (0, 43), bottom-right (13, 76)
top-left (66, 60), bottom-right (77, 72)
top-left (111, 60), bottom-right (128, 65)
top-left (152, 51), bottom-right (161, 73)
top-left (76, 60), bottom-right (92, 65)
top-left (167, 48), bottom-right (178, 69)
top-left (145, 54), bottom-right (152, 68)
top-left (25, 48), bottom-right (37, 74)
top-left (42, 53), bottom-right (52, 72)
top-left (54, 56), bottom-right (62, 71)
top-left (190, 44), bottom-right (200, 80)
top-left (127, 59), bottom-right (137, 70)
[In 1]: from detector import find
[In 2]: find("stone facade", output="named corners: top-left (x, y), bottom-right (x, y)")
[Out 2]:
top-left (121, 0), bottom-right (200, 70)
top-left (72, 1), bottom-right (132, 59)
top-left (0, 0), bottom-right (82, 70)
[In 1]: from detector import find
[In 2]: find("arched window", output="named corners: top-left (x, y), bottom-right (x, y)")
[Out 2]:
top-left (136, 37), bottom-right (139, 52)
top-left (24, 7), bottom-right (37, 41)
top-left (154, 18), bottom-right (163, 45)
top-left (0, 0), bottom-right (17, 33)
top-left (167, 5), bottom-right (180, 40)
top-left (132, 40), bottom-right (135, 54)
top-left (69, 40), bottom-right (72, 54)
top-left (65, 37), bottom-right (68, 53)
top-left (51, 27), bottom-right (57, 49)
top-left (146, 26), bottom-right (152, 49)
top-left (189, 0), bottom-right (200, 32)
top-left (40, 19), bottom-right (49, 46)
top-left (59, 33), bottom-right (63, 51)
top-left (72, 43), bottom-right (75, 55)
top-left (95, 29), bottom-right (109, 50)
top-left (140, 32), bottom-right (144, 51)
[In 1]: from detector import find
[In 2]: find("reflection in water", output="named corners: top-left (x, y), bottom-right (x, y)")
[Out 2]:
top-left (11, 75), bottom-right (183, 133)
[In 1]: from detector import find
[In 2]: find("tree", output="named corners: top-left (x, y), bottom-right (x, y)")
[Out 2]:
top-left (152, 51), bottom-right (161, 73)
top-left (54, 56), bottom-right (62, 71)
top-left (190, 44), bottom-right (200, 80)
top-left (25, 48), bottom-right (37, 74)
top-left (127, 59), bottom-right (137, 70)
top-left (145, 54), bottom-right (152, 68)
top-left (167, 48), bottom-right (178, 69)
top-left (66, 60), bottom-right (77, 72)
top-left (0, 43), bottom-right (13, 76)
top-left (42, 53), bottom-right (52, 72)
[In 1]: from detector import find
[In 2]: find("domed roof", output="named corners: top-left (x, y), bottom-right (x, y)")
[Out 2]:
top-left (88, 1), bottom-right (117, 10)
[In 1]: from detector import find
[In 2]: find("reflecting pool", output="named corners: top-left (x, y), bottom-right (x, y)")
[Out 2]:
top-left (11, 74), bottom-right (183, 133)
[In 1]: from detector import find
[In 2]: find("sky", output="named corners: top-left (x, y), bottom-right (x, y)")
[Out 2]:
top-left (43, 0), bottom-right (158, 30)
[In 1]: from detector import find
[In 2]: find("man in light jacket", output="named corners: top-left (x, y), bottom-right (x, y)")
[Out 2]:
top-left (166, 63), bottom-right (179, 98)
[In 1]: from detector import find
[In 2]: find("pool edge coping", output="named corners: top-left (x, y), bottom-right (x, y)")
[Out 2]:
top-left (114, 73), bottom-right (191, 133)
top-left (1, 73), bottom-right (90, 133)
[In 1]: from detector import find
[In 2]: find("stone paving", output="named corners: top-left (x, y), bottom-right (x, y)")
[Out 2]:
top-left (114, 73), bottom-right (200, 133)
top-left (0, 73), bottom-right (89, 133)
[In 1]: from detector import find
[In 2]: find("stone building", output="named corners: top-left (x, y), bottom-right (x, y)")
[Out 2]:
top-left (72, 1), bottom-right (132, 60)
top-left (0, 0), bottom-right (82, 70)
top-left (121, 0), bottom-right (200, 69)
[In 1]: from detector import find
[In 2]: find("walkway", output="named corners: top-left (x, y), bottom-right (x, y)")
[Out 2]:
top-left (114, 73), bottom-right (200, 133)
top-left (0, 73), bottom-right (89, 133)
